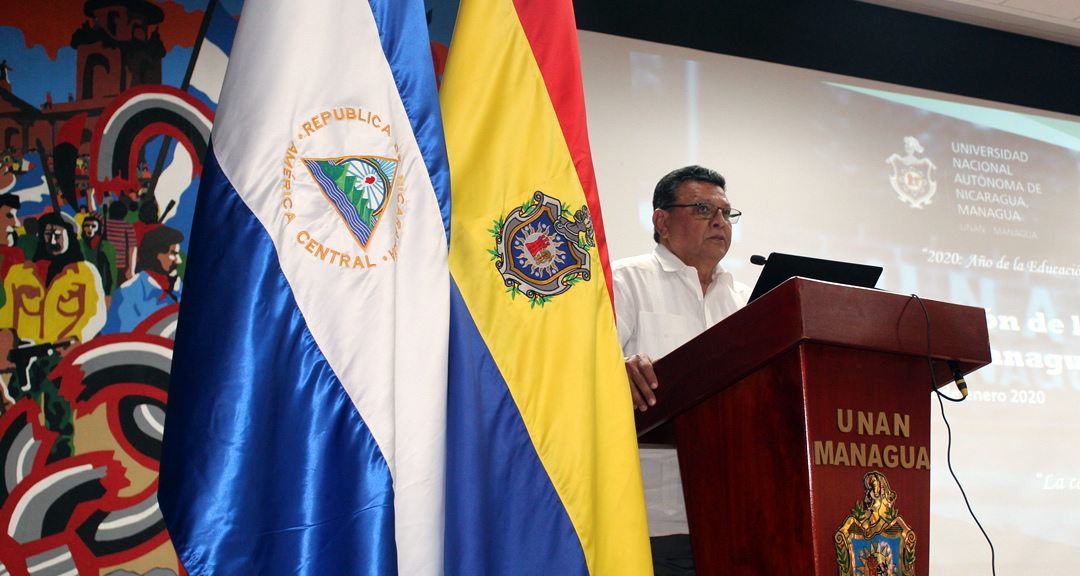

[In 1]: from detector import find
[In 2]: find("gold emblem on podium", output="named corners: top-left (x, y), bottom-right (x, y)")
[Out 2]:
top-left (835, 471), bottom-right (916, 576)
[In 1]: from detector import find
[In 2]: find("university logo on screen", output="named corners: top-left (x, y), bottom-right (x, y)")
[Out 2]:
top-left (886, 136), bottom-right (938, 209)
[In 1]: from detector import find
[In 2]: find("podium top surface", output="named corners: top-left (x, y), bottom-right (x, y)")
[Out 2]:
top-left (635, 277), bottom-right (992, 435)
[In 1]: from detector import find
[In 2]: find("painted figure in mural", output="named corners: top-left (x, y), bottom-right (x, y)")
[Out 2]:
top-left (0, 212), bottom-right (106, 345)
top-left (0, 212), bottom-right (99, 461)
top-left (0, 59), bottom-right (11, 85)
top-left (0, 195), bottom-right (19, 247)
top-left (17, 215), bottom-right (38, 259)
top-left (0, 155), bottom-right (17, 194)
top-left (79, 211), bottom-right (118, 297)
top-left (0, 194), bottom-right (26, 308)
top-left (134, 197), bottom-right (162, 245)
top-left (104, 198), bottom-right (138, 282)
top-left (102, 225), bottom-right (183, 334)
top-left (1, 326), bottom-right (76, 461)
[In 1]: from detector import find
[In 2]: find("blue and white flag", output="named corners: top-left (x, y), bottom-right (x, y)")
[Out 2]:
top-left (158, 0), bottom-right (451, 573)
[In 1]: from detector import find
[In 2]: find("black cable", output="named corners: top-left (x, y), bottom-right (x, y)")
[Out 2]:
top-left (913, 295), bottom-right (965, 403)
top-left (912, 294), bottom-right (996, 575)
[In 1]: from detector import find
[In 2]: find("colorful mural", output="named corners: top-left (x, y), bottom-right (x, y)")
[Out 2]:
top-left (0, 0), bottom-right (239, 573)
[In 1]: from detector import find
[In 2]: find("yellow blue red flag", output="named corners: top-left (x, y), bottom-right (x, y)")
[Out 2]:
top-left (441, 0), bottom-right (652, 574)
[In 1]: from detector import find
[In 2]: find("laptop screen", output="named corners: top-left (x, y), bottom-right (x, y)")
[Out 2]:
top-left (748, 252), bottom-right (883, 302)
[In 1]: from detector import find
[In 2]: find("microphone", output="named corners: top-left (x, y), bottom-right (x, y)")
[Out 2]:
top-left (947, 360), bottom-right (969, 398)
top-left (750, 254), bottom-right (768, 266)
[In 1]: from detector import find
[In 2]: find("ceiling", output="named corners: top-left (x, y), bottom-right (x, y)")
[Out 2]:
top-left (857, 0), bottom-right (1080, 46)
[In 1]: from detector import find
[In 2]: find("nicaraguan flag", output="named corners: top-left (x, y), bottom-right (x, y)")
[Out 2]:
top-left (158, 0), bottom-right (451, 574)
top-left (441, 0), bottom-right (652, 574)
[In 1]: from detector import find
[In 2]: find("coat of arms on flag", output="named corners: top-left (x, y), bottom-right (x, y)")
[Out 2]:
top-left (490, 191), bottom-right (594, 307)
top-left (304, 156), bottom-right (399, 248)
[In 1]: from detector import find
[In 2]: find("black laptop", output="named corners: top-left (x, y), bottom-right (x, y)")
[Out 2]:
top-left (748, 252), bottom-right (883, 303)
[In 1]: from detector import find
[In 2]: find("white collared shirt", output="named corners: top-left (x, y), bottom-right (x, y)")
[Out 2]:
top-left (612, 243), bottom-right (751, 536)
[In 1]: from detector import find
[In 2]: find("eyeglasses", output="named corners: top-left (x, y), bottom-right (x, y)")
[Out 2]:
top-left (665, 203), bottom-right (742, 224)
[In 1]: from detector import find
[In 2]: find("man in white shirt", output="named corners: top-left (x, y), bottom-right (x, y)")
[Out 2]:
top-left (612, 165), bottom-right (751, 576)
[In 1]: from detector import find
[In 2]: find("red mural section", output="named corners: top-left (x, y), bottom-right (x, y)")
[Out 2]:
top-left (0, 312), bottom-right (180, 575)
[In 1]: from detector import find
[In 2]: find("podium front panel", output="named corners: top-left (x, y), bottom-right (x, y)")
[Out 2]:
top-left (802, 343), bottom-right (932, 576)
top-left (673, 342), bottom-right (935, 575)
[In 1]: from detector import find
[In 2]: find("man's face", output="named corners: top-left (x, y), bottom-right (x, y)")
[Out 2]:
top-left (157, 244), bottom-right (182, 275)
top-left (653, 180), bottom-right (733, 269)
top-left (82, 219), bottom-right (99, 239)
top-left (43, 224), bottom-right (68, 256)
top-left (0, 206), bottom-right (17, 247)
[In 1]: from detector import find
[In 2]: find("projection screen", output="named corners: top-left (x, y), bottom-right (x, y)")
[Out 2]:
top-left (581, 30), bottom-right (1080, 574)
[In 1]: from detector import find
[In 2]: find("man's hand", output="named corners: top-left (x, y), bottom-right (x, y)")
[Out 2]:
top-left (625, 353), bottom-right (658, 412)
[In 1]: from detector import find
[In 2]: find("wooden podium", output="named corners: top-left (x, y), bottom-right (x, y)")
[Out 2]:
top-left (635, 278), bottom-right (991, 575)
